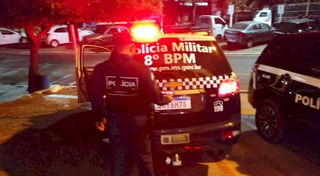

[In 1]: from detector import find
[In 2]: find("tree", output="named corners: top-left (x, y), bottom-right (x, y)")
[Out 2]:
top-left (0, 0), bottom-right (162, 93)
top-left (217, 0), bottom-right (229, 18)
top-left (246, 0), bottom-right (310, 11)
top-left (182, 0), bottom-right (208, 22)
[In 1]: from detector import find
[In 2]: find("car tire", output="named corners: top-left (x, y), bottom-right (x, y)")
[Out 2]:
top-left (246, 39), bottom-right (254, 48)
top-left (20, 37), bottom-right (28, 44)
top-left (215, 35), bottom-right (223, 43)
top-left (50, 40), bottom-right (59, 48)
top-left (255, 99), bottom-right (286, 144)
top-left (93, 40), bottom-right (103, 46)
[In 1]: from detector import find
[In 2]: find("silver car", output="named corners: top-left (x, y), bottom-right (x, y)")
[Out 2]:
top-left (82, 25), bottom-right (128, 46)
top-left (224, 21), bottom-right (275, 48)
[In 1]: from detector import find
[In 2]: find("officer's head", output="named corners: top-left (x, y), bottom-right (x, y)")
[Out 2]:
top-left (113, 32), bottom-right (136, 57)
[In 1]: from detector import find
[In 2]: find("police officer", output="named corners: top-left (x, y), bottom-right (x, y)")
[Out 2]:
top-left (90, 32), bottom-right (173, 176)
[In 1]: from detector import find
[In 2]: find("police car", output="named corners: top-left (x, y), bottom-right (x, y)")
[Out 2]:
top-left (248, 31), bottom-right (320, 144)
top-left (76, 24), bottom-right (241, 158)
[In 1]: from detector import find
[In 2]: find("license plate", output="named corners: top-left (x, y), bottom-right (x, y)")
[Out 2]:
top-left (154, 97), bottom-right (191, 110)
top-left (161, 134), bottom-right (190, 145)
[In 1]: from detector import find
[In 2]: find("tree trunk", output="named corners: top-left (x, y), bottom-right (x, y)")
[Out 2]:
top-left (192, 0), bottom-right (197, 22)
top-left (254, 0), bottom-right (261, 11)
top-left (24, 23), bottom-right (52, 93)
top-left (27, 41), bottom-right (40, 93)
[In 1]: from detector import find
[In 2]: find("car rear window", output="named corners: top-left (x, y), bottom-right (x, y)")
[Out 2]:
top-left (259, 12), bottom-right (269, 17)
top-left (231, 23), bottom-right (248, 30)
top-left (199, 17), bottom-right (210, 25)
top-left (275, 23), bottom-right (296, 32)
top-left (133, 40), bottom-right (232, 79)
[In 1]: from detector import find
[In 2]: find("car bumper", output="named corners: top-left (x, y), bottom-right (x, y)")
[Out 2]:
top-left (224, 36), bottom-right (247, 45)
top-left (151, 113), bottom-right (241, 154)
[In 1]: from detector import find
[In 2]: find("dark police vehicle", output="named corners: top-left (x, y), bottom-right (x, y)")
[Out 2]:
top-left (248, 31), bottom-right (320, 144)
top-left (76, 24), bottom-right (241, 164)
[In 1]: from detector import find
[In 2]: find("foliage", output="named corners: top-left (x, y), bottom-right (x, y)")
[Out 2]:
top-left (0, 0), bottom-right (163, 28)
top-left (246, 0), bottom-right (312, 10)
top-left (234, 0), bottom-right (249, 10)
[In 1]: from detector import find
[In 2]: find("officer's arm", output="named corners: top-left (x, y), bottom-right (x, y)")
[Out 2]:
top-left (90, 63), bottom-right (105, 122)
top-left (142, 67), bottom-right (171, 105)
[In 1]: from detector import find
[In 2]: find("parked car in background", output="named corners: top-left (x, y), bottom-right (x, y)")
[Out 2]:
top-left (224, 21), bottom-right (276, 48)
top-left (44, 25), bottom-right (94, 47)
top-left (274, 18), bottom-right (319, 33)
top-left (82, 25), bottom-right (128, 46)
top-left (253, 7), bottom-right (272, 26)
top-left (0, 28), bottom-right (28, 45)
top-left (248, 32), bottom-right (320, 144)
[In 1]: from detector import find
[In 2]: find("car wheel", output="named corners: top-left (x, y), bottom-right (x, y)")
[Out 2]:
top-left (215, 35), bottom-right (223, 43)
top-left (20, 37), bottom-right (28, 44)
top-left (50, 40), bottom-right (59, 48)
top-left (246, 39), bottom-right (254, 48)
top-left (93, 40), bottom-right (103, 46)
top-left (255, 99), bottom-right (286, 144)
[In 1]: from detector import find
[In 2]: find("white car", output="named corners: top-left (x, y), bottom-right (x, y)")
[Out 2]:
top-left (253, 8), bottom-right (272, 26)
top-left (44, 25), bottom-right (94, 47)
top-left (0, 28), bottom-right (28, 45)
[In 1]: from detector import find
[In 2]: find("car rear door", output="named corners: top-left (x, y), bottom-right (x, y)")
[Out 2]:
top-left (288, 40), bottom-right (320, 125)
top-left (259, 23), bottom-right (273, 41)
top-left (52, 27), bottom-right (69, 44)
top-left (76, 44), bottom-right (112, 103)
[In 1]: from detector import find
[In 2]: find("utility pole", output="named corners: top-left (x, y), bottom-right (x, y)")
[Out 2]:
top-left (306, 0), bottom-right (310, 16)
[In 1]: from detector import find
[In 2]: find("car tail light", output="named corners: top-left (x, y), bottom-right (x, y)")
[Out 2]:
top-left (184, 146), bottom-right (201, 150)
top-left (218, 78), bottom-right (240, 97)
top-left (221, 130), bottom-right (240, 139)
top-left (237, 32), bottom-right (244, 38)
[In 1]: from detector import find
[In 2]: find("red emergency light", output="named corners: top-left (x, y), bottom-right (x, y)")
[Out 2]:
top-left (130, 23), bottom-right (160, 40)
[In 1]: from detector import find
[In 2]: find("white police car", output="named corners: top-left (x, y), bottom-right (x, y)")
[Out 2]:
top-left (248, 32), bottom-right (320, 144)
top-left (76, 24), bottom-right (241, 161)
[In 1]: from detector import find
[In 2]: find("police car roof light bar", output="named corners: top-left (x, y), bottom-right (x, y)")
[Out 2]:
top-left (130, 24), bottom-right (160, 40)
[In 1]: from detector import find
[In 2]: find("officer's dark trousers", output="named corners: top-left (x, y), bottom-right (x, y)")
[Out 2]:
top-left (106, 132), bottom-right (155, 176)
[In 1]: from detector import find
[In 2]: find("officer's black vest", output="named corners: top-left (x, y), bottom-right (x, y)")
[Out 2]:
top-left (103, 56), bottom-right (148, 113)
